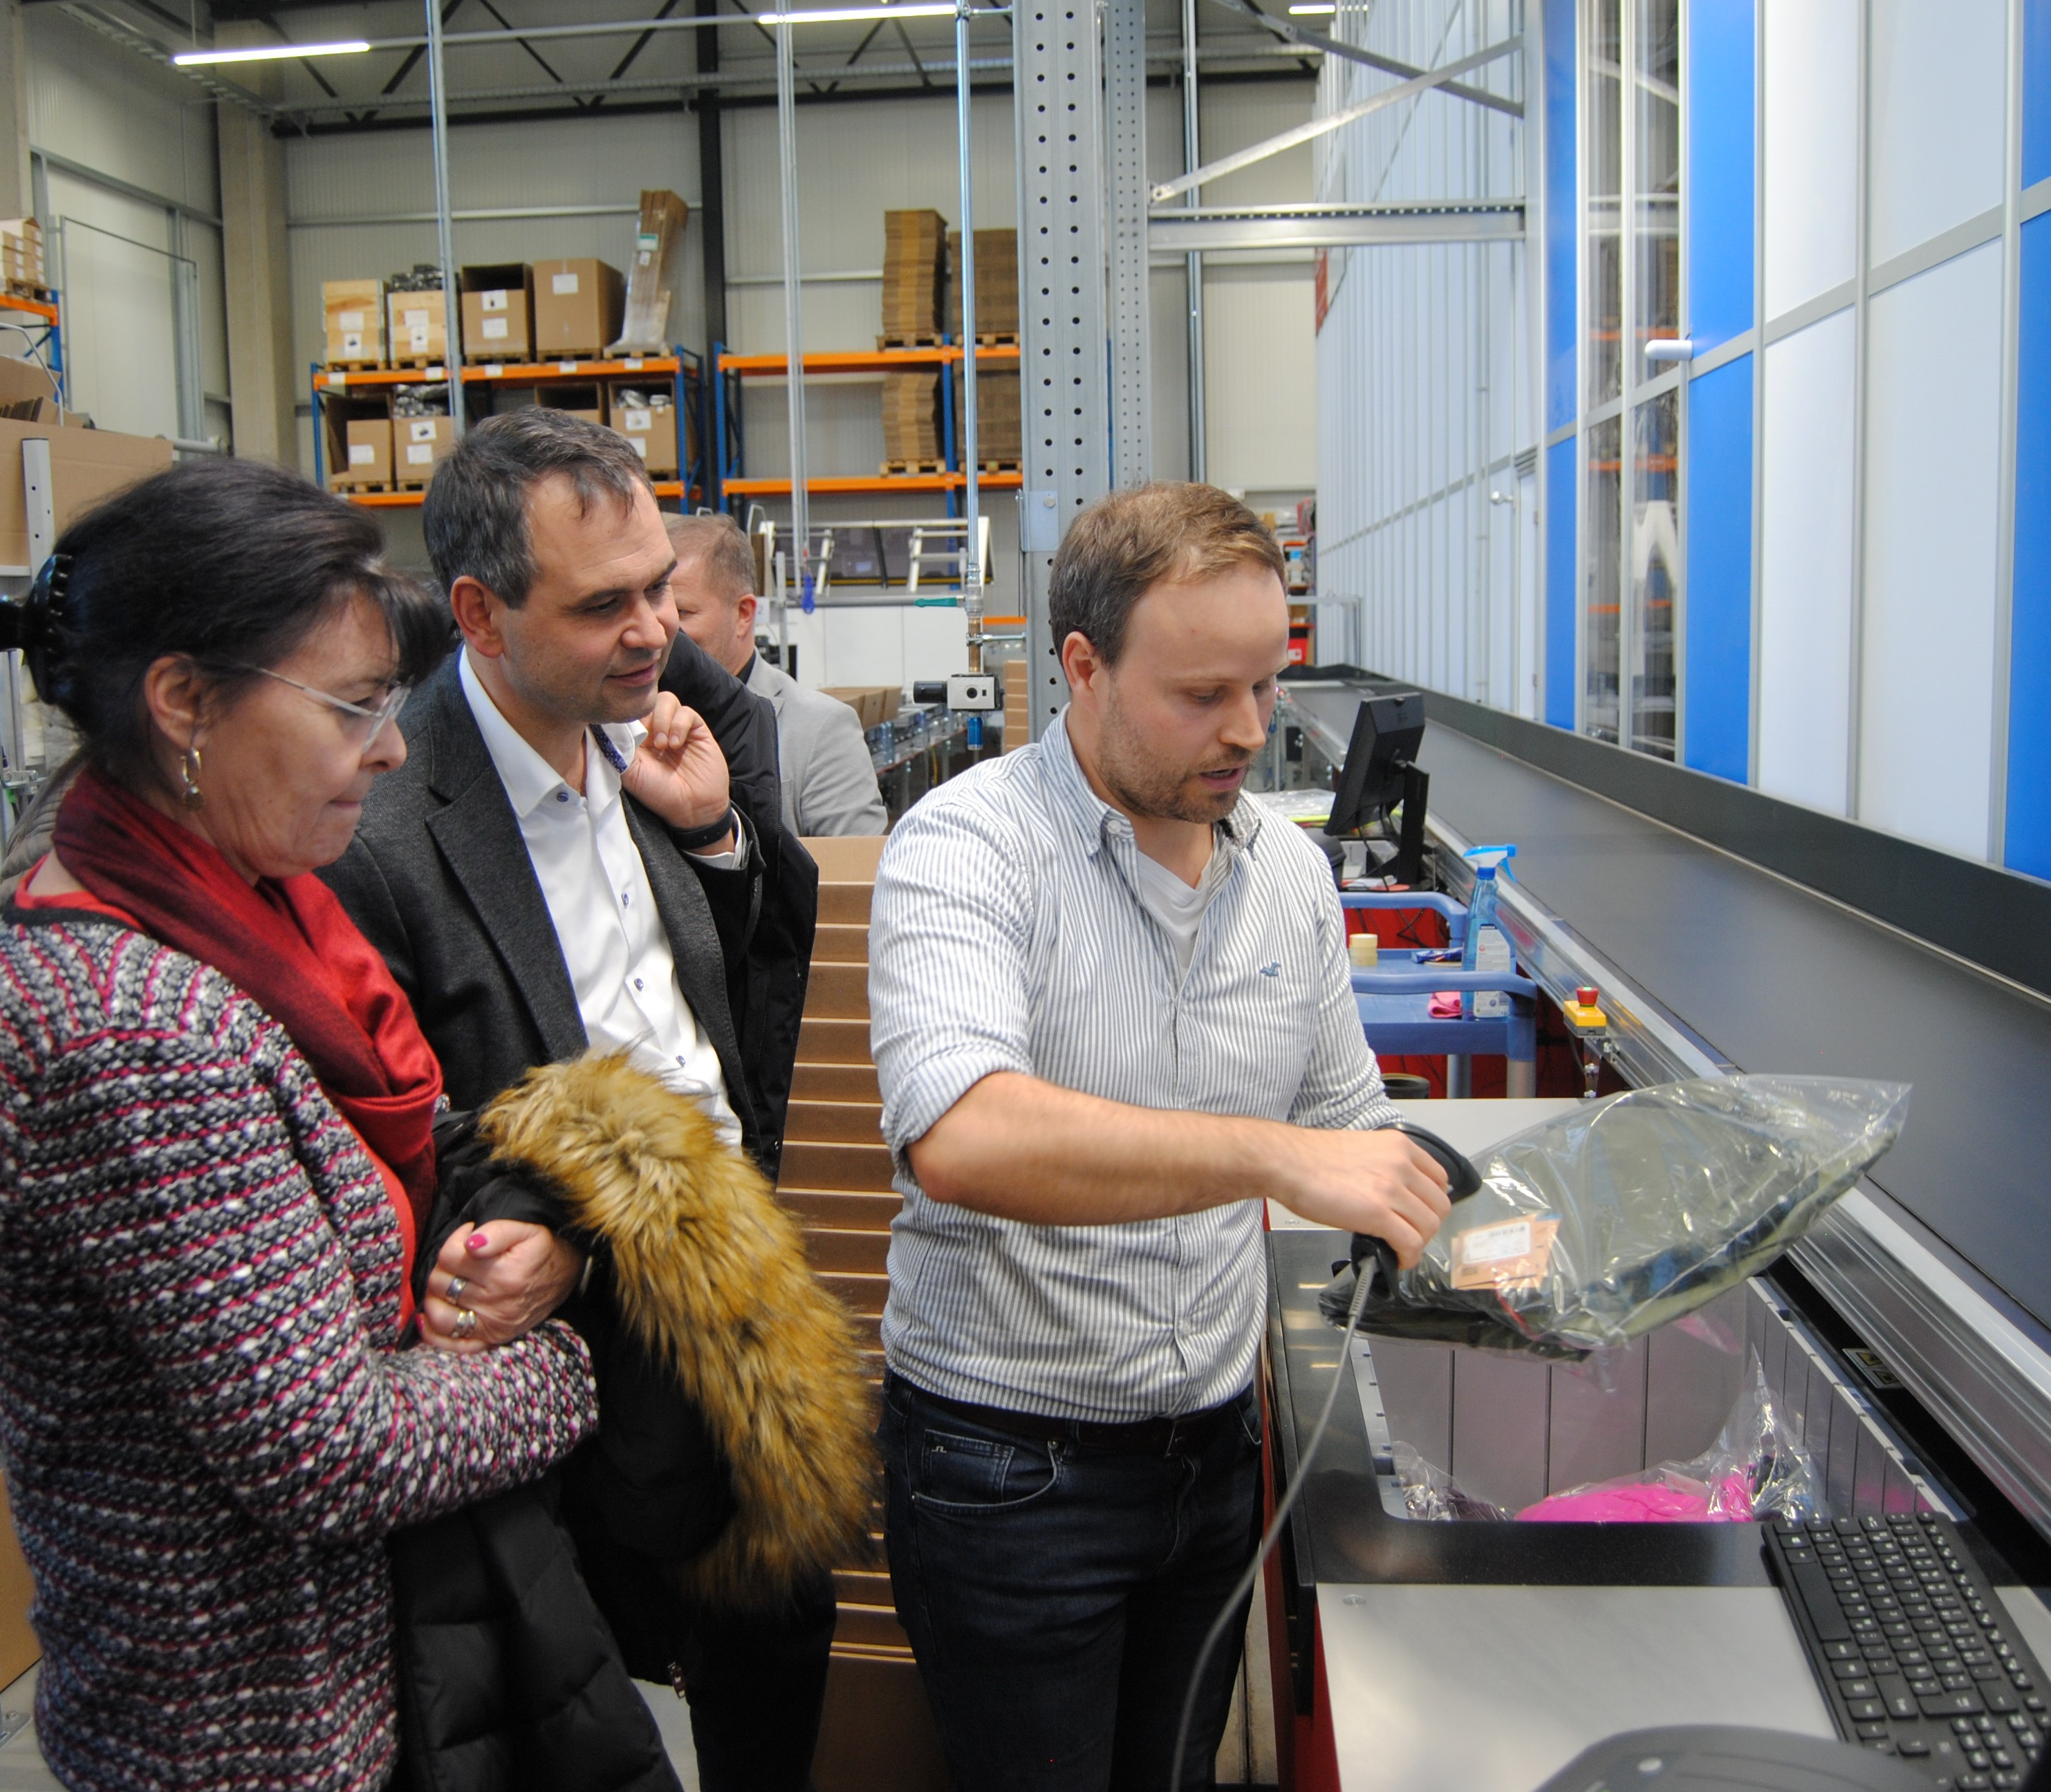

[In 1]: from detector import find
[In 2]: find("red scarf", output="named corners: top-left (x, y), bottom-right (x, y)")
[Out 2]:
top-left (52, 769), bottom-right (442, 1294)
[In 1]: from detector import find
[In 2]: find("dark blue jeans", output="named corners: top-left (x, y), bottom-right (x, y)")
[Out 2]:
top-left (879, 1373), bottom-right (1263, 1792)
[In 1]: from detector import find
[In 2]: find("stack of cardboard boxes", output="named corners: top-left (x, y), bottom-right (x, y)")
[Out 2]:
top-left (322, 279), bottom-right (387, 369)
top-left (0, 219), bottom-right (45, 295)
top-left (386, 268), bottom-right (448, 367)
top-left (880, 209), bottom-right (946, 346)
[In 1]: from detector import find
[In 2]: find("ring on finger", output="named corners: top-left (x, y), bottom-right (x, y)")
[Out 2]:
top-left (452, 1309), bottom-right (478, 1341)
top-left (445, 1276), bottom-right (469, 1303)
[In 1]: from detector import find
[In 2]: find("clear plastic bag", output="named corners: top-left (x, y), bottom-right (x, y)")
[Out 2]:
top-left (1516, 1352), bottom-right (1823, 1523)
top-left (1322, 1076), bottom-right (1910, 1358)
top-left (1391, 1441), bottom-right (1507, 1522)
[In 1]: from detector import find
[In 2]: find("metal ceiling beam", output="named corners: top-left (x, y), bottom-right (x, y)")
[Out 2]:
top-left (1151, 35), bottom-right (1520, 203)
top-left (1147, 200), bottom-right (1523, 252)
top-left (1205, 0), bottom-right (1521, 116)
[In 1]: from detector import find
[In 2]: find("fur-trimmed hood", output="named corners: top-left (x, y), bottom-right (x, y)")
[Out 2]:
top-left (478, 1052), bottom-right (873, 1609)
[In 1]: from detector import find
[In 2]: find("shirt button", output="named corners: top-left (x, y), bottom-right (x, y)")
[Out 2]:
top-left (633, 977), bottom-right (644, 991)
top-left (555, 790), bottom-right (569, 803)
top-left (622, 892), bottom-right (631, 906)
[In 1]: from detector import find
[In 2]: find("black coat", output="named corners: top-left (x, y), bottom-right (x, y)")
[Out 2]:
top-left (322, 648), bottom-right (819, 1789)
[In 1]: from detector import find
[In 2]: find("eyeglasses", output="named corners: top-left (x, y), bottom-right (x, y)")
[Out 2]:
top-left (245, 666), bottom-right (411, 744)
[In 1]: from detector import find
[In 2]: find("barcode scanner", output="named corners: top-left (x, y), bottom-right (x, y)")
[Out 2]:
top-left (1348, 1118), bottom-right (1484, 1273)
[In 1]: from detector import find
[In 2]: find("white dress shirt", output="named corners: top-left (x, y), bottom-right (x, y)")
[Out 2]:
top-left (460, 650), bottom-right (743, 1145)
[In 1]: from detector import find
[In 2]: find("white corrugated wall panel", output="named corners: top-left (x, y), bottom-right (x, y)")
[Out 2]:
top-left (44, 169), bottom-right (180, 439)
top-left (1857, 241), bottom-right (2003, 857)
top-left (1756, 307), bottom-right (1857, 814)
top-left (1867, 2), bottom-right (2007, 270)
top-left (1761, 0), bottom-right (1859, 319)
top-left (25, 8), bottom-right (220, 215)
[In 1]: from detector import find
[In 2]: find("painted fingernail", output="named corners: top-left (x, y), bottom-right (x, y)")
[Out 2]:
top-left (466, 1233), bottom-right (488, 1251)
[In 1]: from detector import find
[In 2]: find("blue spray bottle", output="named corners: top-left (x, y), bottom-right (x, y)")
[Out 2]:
top-left (1460, 844), bottom-right (1517, 1018)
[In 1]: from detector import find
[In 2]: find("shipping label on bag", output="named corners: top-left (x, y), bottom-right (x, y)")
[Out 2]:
top-left (1449, 1216), bottom-right (1560, 1291)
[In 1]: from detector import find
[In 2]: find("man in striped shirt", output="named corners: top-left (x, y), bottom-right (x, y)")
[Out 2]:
top-left (868, 483), bottom-right (1452, 1789)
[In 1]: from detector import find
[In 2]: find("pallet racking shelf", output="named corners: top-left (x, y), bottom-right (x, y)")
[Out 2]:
top-left (714, 340), bottom-right (1019, 510)
top-left (311, 348), bottom-right (707, 509)
top-left (0, 292), bottom-right (66, 403)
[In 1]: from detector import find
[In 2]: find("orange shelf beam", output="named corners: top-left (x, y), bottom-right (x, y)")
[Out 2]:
top-left (718, 345), bottom-right (1020, 377)
top-left (345, 480), bottom-right (695, 510)
top-left (0, 293), bottom-right (58, 326)
top-left (723, 472), bottom-right (1023, 496)
top-left (315, 357), bottom-right (686, 392)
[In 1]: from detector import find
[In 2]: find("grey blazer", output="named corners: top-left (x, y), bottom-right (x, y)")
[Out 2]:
top-left (745, 654), bottom-right (889, 837)
top-left (322, 657), bottom-right (761, 1156)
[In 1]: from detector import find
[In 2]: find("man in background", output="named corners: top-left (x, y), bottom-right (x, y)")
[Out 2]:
top-left (669, 512), bottom-right (888, 837)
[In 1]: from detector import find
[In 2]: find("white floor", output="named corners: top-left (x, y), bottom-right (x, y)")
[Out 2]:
top-left (0, 1667), bottom-right (700, 1789)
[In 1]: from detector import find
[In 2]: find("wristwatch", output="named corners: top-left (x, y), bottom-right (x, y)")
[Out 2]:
top-left (673, 805), bottom-right (737, 853)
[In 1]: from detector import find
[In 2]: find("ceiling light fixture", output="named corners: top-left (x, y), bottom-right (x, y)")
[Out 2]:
top-left (173, 39), bottom-right (372, 66)
top-left (1286, 5), bottom-right (1337, 15)
top-left (757, 3), bottom-right (956, 23)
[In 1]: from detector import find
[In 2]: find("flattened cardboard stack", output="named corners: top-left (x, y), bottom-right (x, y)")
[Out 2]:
top-left (879, 209), bottom-right (946, 346)
top-left (1002, 657), bottom-right (1030, 751)
top-left (944, 228), bottom-right (1019, 340)
top-left (0, 219), bottom-right (45, 295)
top-left (323, 279), bottom-right (386, 368)
top-left (881, 371), bottom-right (943, 469)
top-left (956, 365), bottom-right (1021, 466)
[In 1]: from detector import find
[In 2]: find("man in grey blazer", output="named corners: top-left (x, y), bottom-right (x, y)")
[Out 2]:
top-left (669, 512), bottom-right (889, 837)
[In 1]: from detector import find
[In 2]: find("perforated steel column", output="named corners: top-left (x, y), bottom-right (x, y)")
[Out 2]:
top-left (1105, 0), bottom-right (1149, 489)
top-left (1016, 0), bottom-right (1110, 742)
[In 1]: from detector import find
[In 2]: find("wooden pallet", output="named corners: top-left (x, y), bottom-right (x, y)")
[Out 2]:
top-left (322, 357), bottom-right (388, 374)
top-left (878, 333), bottom-right (947, 351)
top-left (881, 458), bottom-right (947, 475)
top-left (462, 353), bottom-right (537, 366)
top-left (329, 480), bottom-right (392, 494)
top-left (1, 281), bottom-right (52, 304)
top-left (388, 357), bottom-right (450, 373)
top-left (965, 332), bottom-right (1019, 346)
top-left (973, 458), bottom-right (1022, 474)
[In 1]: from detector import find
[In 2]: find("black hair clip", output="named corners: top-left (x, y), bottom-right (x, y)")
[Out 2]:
top-left (28, 552), bottom-right (70, 617)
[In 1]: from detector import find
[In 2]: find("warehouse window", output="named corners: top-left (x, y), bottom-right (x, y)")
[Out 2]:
top-left (1581, 0), bottom-right (1682, 757)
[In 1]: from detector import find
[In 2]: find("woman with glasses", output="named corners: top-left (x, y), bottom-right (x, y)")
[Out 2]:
top-left (0, 458), bottom-right (602, 1791)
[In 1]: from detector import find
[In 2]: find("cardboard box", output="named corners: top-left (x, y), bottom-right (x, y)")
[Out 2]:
top-left (0, 354), bottom-right (67, 427)
top-left (322, 277), bottom-right (385, 367)
top-left (386, 288), bottom-right (447, 364)
top-left (606, 382), bottom-right (678, 475)
top-left (396, 414), bottom-right (454, 483)
top-left (822, 685), bottom-right (899, 730)
top-left (0, 416), bottom-right (173, 567)
top-left (331, 417), bottom-right (392, 489)
top-left (460, 263), bottom-right (534, 362)
top-left (881, 370), bottom-right (942, 465)
top-left (532, 259), bottom-right (624, 359)
top-left (535, 382), bottom-right (605, 426)
top-left (946, 227), bottom-right (1021, 339)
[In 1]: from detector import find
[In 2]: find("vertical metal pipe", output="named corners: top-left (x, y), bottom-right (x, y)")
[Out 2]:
top-left (955, 0), bottom-right (983, 675)
top-left (777, 21), bottom-right (810, 606)
top-left (425, 0), bottom-right (465, 431)
top-left (1181, 0), bottom-right (1205, 482)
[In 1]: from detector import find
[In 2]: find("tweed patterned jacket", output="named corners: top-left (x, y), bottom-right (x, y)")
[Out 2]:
top-left (0, 909), bottom-right (601, 1792)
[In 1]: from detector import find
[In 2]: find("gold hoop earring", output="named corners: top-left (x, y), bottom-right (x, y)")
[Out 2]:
top-left (179, 745), bottom-right (205, 812)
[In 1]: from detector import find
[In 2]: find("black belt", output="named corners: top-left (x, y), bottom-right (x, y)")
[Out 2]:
top-left (897, 1374), bottom-right (1249, 1457)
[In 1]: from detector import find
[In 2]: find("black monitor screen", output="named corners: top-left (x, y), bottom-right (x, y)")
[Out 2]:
top-left (1327, 692), bottom-right (1425, 836)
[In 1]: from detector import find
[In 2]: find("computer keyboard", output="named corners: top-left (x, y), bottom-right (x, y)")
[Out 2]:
top-left (1765, 1512), bottom-right (2049, 1790)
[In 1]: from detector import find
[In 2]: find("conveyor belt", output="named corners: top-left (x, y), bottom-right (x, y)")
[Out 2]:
top-left (1412, 725), bottom-right (2051, 1336)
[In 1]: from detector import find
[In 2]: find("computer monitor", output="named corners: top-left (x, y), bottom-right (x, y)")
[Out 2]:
top-left (1326, 692), bottom-right (1429, 882)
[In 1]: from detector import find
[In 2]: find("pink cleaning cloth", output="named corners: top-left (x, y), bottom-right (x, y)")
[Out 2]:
top-left (1428, 991), bottom-right (1463, 1018)
top-left (1516, 1472), bottom-right (1757, 1524)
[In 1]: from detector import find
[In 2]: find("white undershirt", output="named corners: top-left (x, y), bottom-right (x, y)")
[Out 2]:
top-left (459, 651), bottom-right (743, 1145)
top-left (1127, 829), bottom-right (1230, 978)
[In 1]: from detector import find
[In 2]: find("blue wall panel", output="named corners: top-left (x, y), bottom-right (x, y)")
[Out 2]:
top-left (1687, 0), bottom-right (1755, 353)
top-left (1544, 0), bottom-right (1577, 433)
top-left (2007, 214), bottom-right (2051, 879)
top-left (2027, 0), bottom-right (2050, 189)
top-left (1683, 356), bottom-right (1754, 783)
top-left (1546, 435), bottom-right (1577, 728)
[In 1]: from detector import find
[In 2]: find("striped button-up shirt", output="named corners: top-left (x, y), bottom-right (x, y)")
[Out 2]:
top-left (869, 709), bottom-right (1400, 1421)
